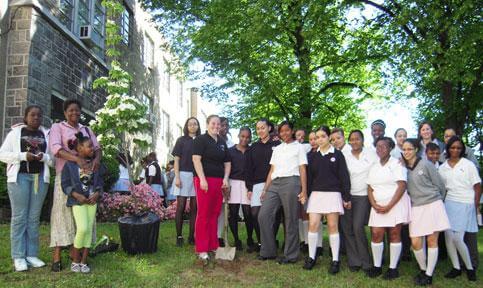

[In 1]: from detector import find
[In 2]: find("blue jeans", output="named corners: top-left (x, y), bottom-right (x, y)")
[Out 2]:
top-left (8, 173), bottom-right (48, 259)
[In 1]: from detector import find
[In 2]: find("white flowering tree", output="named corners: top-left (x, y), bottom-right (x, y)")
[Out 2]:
top-left (90, 0), bottom-right (151, 181)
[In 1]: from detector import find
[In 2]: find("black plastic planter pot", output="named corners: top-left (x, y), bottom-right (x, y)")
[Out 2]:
top-left (118, 212), bottom-right (160, 254)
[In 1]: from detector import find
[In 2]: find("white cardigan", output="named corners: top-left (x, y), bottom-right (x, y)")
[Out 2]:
top-left (0, 125), bottom-right (52, 183)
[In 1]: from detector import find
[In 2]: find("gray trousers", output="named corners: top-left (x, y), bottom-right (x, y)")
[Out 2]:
top-left (339, 195), bottom-right (372, 269)
top-left (259, 176), bottom-right (300, 260)
top-left (464, 232), bottom-right (479, 269)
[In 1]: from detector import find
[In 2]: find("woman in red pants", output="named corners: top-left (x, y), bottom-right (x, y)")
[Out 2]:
top-left (192, 115), bottom-right (231, 264)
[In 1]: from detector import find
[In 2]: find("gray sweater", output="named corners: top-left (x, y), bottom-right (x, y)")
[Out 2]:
top-left (407, 158), bottom-right (446, 206)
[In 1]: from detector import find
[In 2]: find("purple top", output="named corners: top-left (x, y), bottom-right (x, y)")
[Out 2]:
top-left (49, 121), bottom-right (100, 173)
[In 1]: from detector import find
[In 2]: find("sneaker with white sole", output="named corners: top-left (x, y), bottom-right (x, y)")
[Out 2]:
top-left (14, 258), bottom-right (28, 272)
top-left (80, 264), bottom-right (90, 273)
top-left (26, 257), bottom-right (46, 268)
top-left (71, 262), bottom-right (81, 273)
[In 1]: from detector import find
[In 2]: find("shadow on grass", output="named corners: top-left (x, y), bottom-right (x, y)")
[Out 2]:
top-left (0, 221), bottom-right (482, 287)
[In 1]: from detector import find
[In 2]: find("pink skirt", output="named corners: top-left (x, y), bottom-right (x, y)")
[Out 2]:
top-left (409, 200), bottom-right (450, 237)
top-left (307, 192), bottom-right (344, 215)
top-left (228, 179), bottom-right (250, 205)
top-left (369, 192), bottom-right (411, 227)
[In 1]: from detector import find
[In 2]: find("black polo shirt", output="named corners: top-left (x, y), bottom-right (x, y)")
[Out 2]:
top-left (192, 133), bottom-right (230, 178)
top-left (228, 145), bottom-right (247, 180)
top-left (245, 138), bottom-right (281, 191)
top-left (172, 135), bottom-right (195, 172)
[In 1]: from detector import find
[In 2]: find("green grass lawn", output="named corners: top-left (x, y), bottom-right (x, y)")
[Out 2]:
top-left (0, 221), bottom-right (481, 287)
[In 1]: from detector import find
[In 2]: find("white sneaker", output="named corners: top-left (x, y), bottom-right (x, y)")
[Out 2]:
top-left (14, 258), bottom-right (28, 272)
top-left (71, 262), bottom-right (81, 273)
top-left (26, 257), bottom-right (46, 268)
top-left (80, 264), bottom-right (90, 273)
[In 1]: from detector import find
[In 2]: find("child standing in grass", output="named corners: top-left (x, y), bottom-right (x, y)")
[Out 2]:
top-left (61, 132), bottom-right (103, 273)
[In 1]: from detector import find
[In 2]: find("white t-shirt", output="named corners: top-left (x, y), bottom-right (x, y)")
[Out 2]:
top-left (439, 158), bottom-right (481, 204)
top-left (343, 148), bottom-right (378, 196)
top-left (367, 156), bottom-right (407, 202)
top-left (148, 164), bottom-right (157, 177)
top-left (270, 141), bottom-right (308, 180)
top-left (390, 145), bottom-right (403, 159)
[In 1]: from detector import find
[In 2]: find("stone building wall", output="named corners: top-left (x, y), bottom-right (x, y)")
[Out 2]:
top-left (3, 3), bottom-right (108, 135)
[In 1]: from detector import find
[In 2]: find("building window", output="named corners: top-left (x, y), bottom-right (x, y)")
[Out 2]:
top-left (55, 0), bottom-right (105, 58)
top-left (161, 111), bottom-right (170, 144)
top-left (143, 35), bottom-right (154, 68)
top-left (51, 95), bottom-right (94, 126)
top-left (58, 0), bottom-right (75, 30)
top-left (120, 6), bottom-right (131, 45)
top-left (77, 0), bottom-right (90, 27)
top-left (140, 93), bottom-right (155, 124)
top-left (178, 82), bottom-right (183, 108)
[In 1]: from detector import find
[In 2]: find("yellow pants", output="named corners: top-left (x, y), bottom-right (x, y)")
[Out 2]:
top-left (72, 204), bottom-right (97, 249)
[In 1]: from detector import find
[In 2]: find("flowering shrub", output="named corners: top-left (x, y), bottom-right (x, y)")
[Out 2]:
top-left (98, 183), bottom-right (166, 222)
top-left (165, 199), bottom-right (192, 220)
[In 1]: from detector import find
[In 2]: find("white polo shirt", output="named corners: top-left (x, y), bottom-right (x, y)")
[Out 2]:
top-left (367, 156), bottom-right (407, 202)
top-left (439, 158), bottom-right (481, 204)
top-left (270, 141), bottom-right (308, 180)
top-left (343, 148), bottom-right (378, 196)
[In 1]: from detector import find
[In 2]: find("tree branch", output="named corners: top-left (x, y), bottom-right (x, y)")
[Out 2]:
top-left (355, 0), bottom-right (419, 43)
top-left (310, 54), bottom-right (388, 74)
top-left (317, 81), bottom-right (373, 97)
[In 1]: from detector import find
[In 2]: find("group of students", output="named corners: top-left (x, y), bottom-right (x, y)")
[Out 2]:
top-left (1, 102), bottom-right (480, 284)
top-left (172, 115), bottom-right (480, 286)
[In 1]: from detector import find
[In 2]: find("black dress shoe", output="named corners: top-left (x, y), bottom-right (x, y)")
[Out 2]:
top-left (246, 244), bottom-right (256, 253)
top-left (366, 267), bottom-right (382, 278)
top-left (254, 243), bottom-right (261, 252)
top-left (303, 257), bottom-right (316, 270)
top-left (218, 238), bottom-right (225, 247)
top-left (383, 268), bottom-right (399, 280)
top-left (277, 257), bottom-right (297, 264)
top-left (415, 274), bottom-right (432, 286)
top-left (316, 247), bottom-right (323, 257)
top-left (51, 261), bottom-right (62, 272)
top-left (349, 266), bottom-right (361, 272)
top-left (257, 255), bottom-right (276, 261)
top-left (444, 268), bottom-right (462, 278)
top-left (328, 261), bottom-right (340, 275)
top-left (466, 269), bottom-right (476, 281)
top-left (176, 236), bottom-right (184, 247)
top-left (413, 270), bottom-right (425, 282)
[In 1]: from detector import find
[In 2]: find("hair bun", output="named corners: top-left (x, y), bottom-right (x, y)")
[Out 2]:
top-left (75, 132), bottom-right (84, 140)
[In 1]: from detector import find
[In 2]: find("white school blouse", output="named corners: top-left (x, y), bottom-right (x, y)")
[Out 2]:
top-left (439, 158), bottom-right (481, 204)
top-left (343, 148), bottom-right (378, 196)
top-left (270, 141), bottom-right (308, 180)
top-left (367, 156), bottom-right (407, 202)
top-left (390, 145), bottom-right (403, 159)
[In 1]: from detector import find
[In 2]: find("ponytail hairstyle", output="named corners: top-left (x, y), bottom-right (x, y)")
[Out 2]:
top-left (68, 132), bottom-right (90, 151)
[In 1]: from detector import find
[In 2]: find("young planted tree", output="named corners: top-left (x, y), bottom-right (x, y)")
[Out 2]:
top-left (90, 0), bottom-right (151, 181)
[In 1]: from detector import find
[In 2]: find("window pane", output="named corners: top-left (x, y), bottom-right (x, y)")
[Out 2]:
top-left (58, 0), bottom-right (74, 29)
top-left (121, 8), bottom-right (130, 45)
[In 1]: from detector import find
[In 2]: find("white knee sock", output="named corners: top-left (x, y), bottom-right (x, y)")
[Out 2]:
top-left (413, 248), bottom-right (427, 271)
top-left (317, 224), bottom-right (323, 247)
top-left (453, 231), bottom-right (473, 270)
top-left (217, 204), bottom-right (224, 238)
top-left (445, 230), bottom-right (460, 270)
top-left (329, 233), bottom-right (340, 262)
top-left (303, 220), bottom-right (309, 244)
top-left (371, 242), bottom-right (384, 268)
top-left (389, 242), bottom-right (402, 269)
top-left (298, 220), bottom-right (304, 243)
top-left (308, 232), bottom-right (318, 259)
top-left (426, 248), bottom-right (438, 277)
